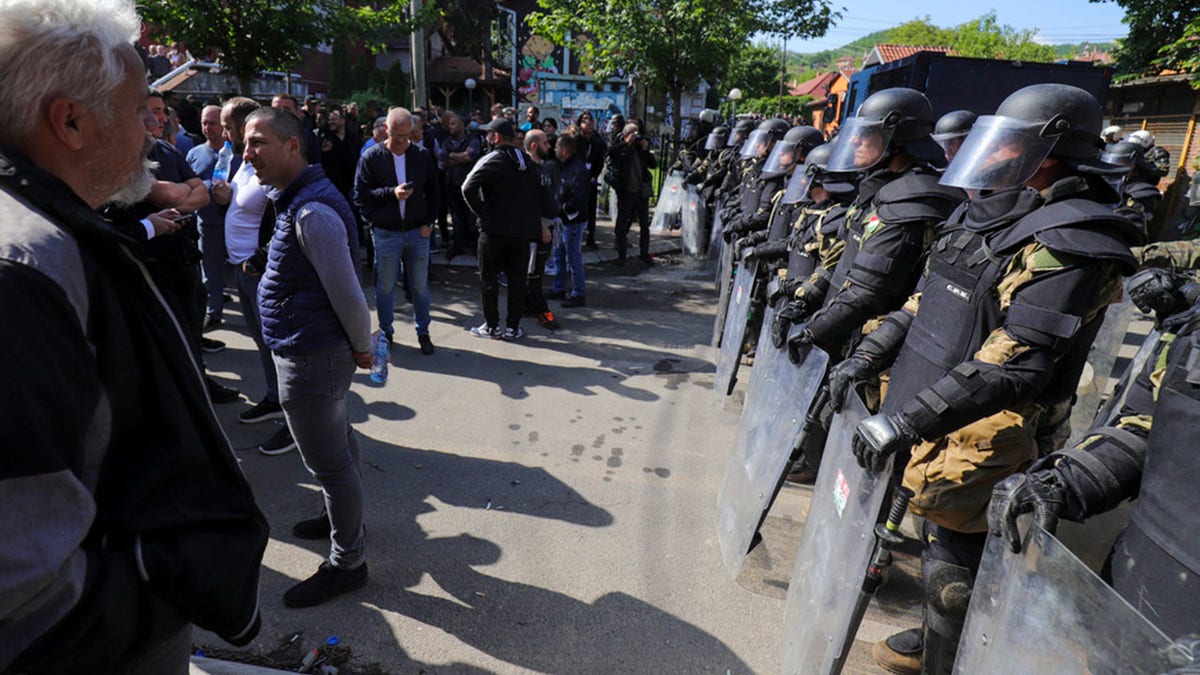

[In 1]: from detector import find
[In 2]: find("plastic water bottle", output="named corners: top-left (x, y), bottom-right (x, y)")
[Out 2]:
top-left (369, 333), bottom-right (389, 384)
top-left (211, 140), bottom-right (234, 182)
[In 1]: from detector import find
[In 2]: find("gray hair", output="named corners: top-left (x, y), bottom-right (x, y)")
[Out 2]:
top-left (0, 0), bottom-right (142, 143)
top-left (387, 106), bottom-right (414, 129)
top-left (623, 122), bottom-right (640, 137)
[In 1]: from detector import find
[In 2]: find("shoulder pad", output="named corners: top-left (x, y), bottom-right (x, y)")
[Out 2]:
top-left (991, 198), bottom-right (1140, 274)
top-left (1125, 181), bottom-right (1162, 201)
top-left (874, 171), bottom-right (965, 225)
top-left (820, 205), bottom-right (849, 236)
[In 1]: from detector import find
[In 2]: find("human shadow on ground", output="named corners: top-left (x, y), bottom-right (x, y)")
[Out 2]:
top-left (220, 440), bottom-right (750, 674)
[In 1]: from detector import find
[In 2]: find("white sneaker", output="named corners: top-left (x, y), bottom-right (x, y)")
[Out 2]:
top-left (470, 322), bottom-right (501, 339)
top-left (502, 326), bottom-right (525, 341)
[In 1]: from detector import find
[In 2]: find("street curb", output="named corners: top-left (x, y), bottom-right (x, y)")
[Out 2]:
top-left (190, 656), bottom-right (295, 674)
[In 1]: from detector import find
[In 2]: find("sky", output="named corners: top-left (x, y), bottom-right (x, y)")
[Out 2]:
top-left (784, 0), bottom-right (1129, 53)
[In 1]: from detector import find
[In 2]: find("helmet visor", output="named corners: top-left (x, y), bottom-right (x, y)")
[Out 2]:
top-left (727, 128), bottom-right (747, 147)
top-left (762, 140), bottom-right (800, 178)
top-left (781, 165), bottom-right (814, 204)
top-left (704, 132), bottom-right (725, 151)
top-left (825, 117), bottom-right (894, 172)
top-left (939, 115), bottom-right (1058, 191)
top-left (933, 133), bottom-right (968, 162)
top-left (740, 129), bottom-right (772, 159)
top-left (1099, 148), bottom-right (1137, 168)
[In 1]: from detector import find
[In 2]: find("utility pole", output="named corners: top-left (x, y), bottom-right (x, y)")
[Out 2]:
top-left (778, 35), bottom-right (787, 117)
top-left (409, 0), bottom-right (427, 108)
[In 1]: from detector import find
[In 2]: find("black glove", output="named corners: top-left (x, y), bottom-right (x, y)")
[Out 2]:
top-left (722, 220), bottom-right (741, 242)
top-left (852, 412), bottom-right (920, 474)
top-left (772, 299), bottom-right (810, 348)
top-left (828, 355), bottom-right (873, 413)
top-left (987, 470), bottom-right (1071, 553)
top-left (770, 278), bottom-right (801, 305)
top-left (787, 326), bottom-right (815, 364)
top-left (740, 242), bottom-right (758, 262)
top-left (1128, 268), bottom-right (1187, 320)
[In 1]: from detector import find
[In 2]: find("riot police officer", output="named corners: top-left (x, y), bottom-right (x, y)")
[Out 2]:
top-left (931, 109), bottom-right (977, 163)
top-left (734, 125), bottom-right (825, 261)
top-left (1101, 139), bottom-right (1163, 232)
top-left (722, 118), bottom-right (792, 242)
top-left (988, 274), bottom-right (1200, 644)
top-left (779, 88), bottom-right (963, 362)
top-left (840, 83), bottom-right (1144, 674)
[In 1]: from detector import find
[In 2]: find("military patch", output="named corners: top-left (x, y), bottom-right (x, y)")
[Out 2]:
top-left (865, 214), bottom-right (882, 234)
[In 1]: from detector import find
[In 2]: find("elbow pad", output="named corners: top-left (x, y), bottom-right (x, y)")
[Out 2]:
top-left (855, 308), bottom-right (913, 367)
top-left (1053, 427), bottom-right (1148, 518)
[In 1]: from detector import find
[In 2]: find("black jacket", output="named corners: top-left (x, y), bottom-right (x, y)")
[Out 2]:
top-left (605, 138), bottom-right (657, 196)
top-left (461, 145), bottom-right (542, 240)
top-left (0, 146), bottom-right (268, 672)
top-left (353, 142), bottom-right (441, 230)
top-left (560, 155), bottom-right (591, 224)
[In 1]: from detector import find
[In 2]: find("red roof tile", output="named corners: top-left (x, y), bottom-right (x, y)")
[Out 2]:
top-left (867, 43), bottom-right (957, 66)
top-left (790, 71), bottom-right (838, 97)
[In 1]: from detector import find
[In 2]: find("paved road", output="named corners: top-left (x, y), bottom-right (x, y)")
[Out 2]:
top-left (197, 241), bottom-right (805, 673)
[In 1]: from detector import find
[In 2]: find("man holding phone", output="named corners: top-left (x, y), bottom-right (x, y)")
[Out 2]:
top-left (354, 107), bottom-right (441, 355)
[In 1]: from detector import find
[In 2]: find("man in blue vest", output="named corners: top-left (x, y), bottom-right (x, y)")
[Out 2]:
top-left (243, 107), bottom-right (375, 607)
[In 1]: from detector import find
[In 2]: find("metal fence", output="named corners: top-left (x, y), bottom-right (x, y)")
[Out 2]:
top-left (1107, 113), bottom-right (1200, 237)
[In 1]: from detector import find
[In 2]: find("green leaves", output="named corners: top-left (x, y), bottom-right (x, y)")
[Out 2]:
top-left (141, 0), bottom-right (422, 94)
top-left (881, 12), bottom-right (1056, 63)
top-left (1092, 0), bottom-right (1200, 78)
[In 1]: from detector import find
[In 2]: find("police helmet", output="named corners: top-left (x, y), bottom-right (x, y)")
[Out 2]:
top-left (941, 83), bottom-right (1111, 191)
top-left (826, 88), bottom-right (942, 172)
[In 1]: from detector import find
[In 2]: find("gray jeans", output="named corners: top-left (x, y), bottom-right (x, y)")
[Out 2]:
top-left (273, 345), bottom-right (365, 570)
top-left (235, 266), bottom-right (279, 403)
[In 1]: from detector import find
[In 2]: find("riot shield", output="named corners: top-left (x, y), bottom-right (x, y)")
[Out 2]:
top-left (712, 241), bottom-right (735, 348)
top-left (715, 306), bottom-right (829, 576)
top-left (1066, 298), bottom-right (1134, 446)
top-left (1094, 328), bottom-right (1161, 428)
top-left (708, 209), bottom-right (726, 275)
top-left (955, 526), bottom-right (1187, 674)
top-left (781, 390), bottom-right (896, 674)
top-left (713, 263), bottom-right (757, 401)
top-left (680, 185), bottom-right (705, 257)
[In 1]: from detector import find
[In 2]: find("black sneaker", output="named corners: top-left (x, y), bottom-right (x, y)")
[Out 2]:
top-left (206, 376), bottom-right (240, 404)
top-left (259, 426), bottom-right (297, 456)
top-left (201, 337), bottom-right (225, 353)
top-left (282, 561), bottom-right (368, 608)
top-left (418, 334), bottom-right (435, 355)
top-left (638, 254), bottom-right (654, 265)
top-left (239, 398), bottom-right (284, 424)
top-left (562, 295), bottom-right (586, 308)
top-left (293, 509), bottom-right (331, 540)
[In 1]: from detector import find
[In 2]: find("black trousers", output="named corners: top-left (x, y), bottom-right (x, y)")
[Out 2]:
top-left (448, 186), bottom-right (477, 254)
top-left (525, 229), bottom-right (552, 314)
top-left (478, 231), bottom-right (532, 329)
top-left (614, 191), bottom-right (651, 259)
top-left (586, 181), bottom-right (599, 241)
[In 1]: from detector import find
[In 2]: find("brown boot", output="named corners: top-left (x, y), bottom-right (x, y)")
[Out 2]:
top-left (871, 627), bottom-right (922, 675)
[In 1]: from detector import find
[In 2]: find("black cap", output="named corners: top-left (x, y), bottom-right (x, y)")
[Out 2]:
top-left (483, 117), bottom-right (515, 138)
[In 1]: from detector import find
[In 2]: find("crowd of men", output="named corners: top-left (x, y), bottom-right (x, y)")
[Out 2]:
top-left (702, 75), bottom-right (1196, 671)
top-left (0, 0), bottom-right (680, 668)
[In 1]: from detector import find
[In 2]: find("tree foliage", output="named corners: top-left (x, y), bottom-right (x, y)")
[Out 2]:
top-left (527, 0), bottom-right (837, 136)
top-left (141, 0), bottom-right (432, 95)
top-left (1154, 17), bottom-right (1200, 85)
top-left (884, 12), bottom-right (1056, 62)
top-left (1092, 0), bottom-right (1200, 77)
top-left (727, 44), bottom-right (785, 100)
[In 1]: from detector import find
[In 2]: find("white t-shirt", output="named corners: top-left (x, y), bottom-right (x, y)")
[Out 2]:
top-left (392, 151), bottom-right (407, 220)
top-left (225, 161), bottom-right (270, 263)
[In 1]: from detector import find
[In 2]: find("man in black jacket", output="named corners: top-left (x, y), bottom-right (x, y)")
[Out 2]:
top-left (576, 111), bottom-right (607, 249)
top-left (354, 107), bottom-right (441, 355)
top-left (462, 118), bottom-right (543, 340)
top-left (551, 133), bottom-right (592, 306)
top-left (0, 1), bottom-right (268, 670)
top-left (607, 122), bottom-right (658, 265)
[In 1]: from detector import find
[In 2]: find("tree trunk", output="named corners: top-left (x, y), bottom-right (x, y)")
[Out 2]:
top-left (671, 86), bottom-right (684, 141)
top-left (237, 72), bottom-right (253, 96)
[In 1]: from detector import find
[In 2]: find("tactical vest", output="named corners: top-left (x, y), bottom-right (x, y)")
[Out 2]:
top-left (259, 166), bottom-right (360, 355)
top-left (1132, 324), bottom-right (1200, 573)
top-left (786, 202), bottom-right (840, 281)
top-left (883, 197), bottom-right (1139, 415)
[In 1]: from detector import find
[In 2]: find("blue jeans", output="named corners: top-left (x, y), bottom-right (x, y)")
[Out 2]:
top-left (372, 227), bottom-right (431, 338)
top-left (235, 265), bottom-right (278, 403)
top-left (552, 220), bottom-right (586, 299)
top-left (199, 222), bottom-right (226, 320)
top-left (274, 345), bottom-right (365, 570)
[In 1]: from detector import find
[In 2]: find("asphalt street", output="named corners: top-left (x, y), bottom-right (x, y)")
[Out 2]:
top-left (195, 229), bottom-right (834, 674)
